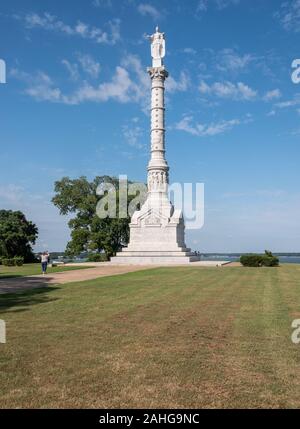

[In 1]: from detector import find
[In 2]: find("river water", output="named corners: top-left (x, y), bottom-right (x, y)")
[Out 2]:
top-left (200, 255), bottom-right (300, 264)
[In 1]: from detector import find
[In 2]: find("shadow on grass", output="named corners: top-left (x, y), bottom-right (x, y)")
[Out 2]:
top-left (0, 276), bottom-right (61, 313)
top-left (0, 274), bottom-right (26, 279)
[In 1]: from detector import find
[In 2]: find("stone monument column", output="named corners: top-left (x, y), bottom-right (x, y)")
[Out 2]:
top-left (147, 65), bottom-right (170, 210)
top-left (111, 27), bottom-right (199, 264)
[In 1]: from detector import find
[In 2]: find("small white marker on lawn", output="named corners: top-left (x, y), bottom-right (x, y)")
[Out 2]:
top-left (0, 319), bottom-right (6, 344)
top-left (291, 319), bottom-right (300, 344)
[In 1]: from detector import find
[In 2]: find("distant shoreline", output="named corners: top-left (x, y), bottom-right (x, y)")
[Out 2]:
top-left (201, 254), bottom-right (300, 264)
top-left (201, 253), bottom-right (300, 257)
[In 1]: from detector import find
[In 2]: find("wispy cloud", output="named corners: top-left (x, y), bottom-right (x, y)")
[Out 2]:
top-left (11, 68), bottom-right (63, 102)
top-left (0, 184), bottom-right (25, 204)
top-left (275, 93), bottom-right (300, 109)
top-left (15, 12), bottom-right (121, 44)
top-left (174, 115), bottom-right (241, 137)
top-left (197, 0), bottom-right (239, 13)
top-left (137, 3), bottom-right (161, 20)
top-left (263, 89), bottom-right (282, 102)
top-left (199, 80), bottom-right (257, 100)
top-left (198, 47), bottom-right (279, 81)
top-left (11, 54), bottom-right (189, 108)
top-left (61, 59), bottom-right (79, 81)
top-left (182, 47), bottom-right (197, 55)
top-left (275, 0), bottom-right (300, 32)
top-left (66, 66), bottom-right (134, 104)
top-left (165, 71), bottom-right (190, 93)
top-left (77, 54), bottom-right (101, 79)
top-left (122, 119), bottom-right (145, 149)
top-left (216, 48), bottom-right (255, 73)
top-left (92, 0), bottom-right (112, 7)
top-left (11, 63), bottom-right (138, 105)
top-left (62, 54), bottom-right (101, 80)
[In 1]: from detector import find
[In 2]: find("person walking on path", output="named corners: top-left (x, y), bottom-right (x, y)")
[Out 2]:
top-left (41, 251), bottom-right (50, 275)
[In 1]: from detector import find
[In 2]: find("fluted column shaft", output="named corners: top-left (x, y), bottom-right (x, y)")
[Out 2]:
top-left (147, 67), bottom-right (169, 195)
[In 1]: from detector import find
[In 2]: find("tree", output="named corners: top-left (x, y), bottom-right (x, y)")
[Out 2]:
top-left (52, 176), bottom-right (139, 258)
top-left (0, 210), bottom-right (38, 262)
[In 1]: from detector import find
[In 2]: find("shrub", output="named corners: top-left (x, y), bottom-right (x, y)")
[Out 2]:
top-left (240, 254), bottom-right (264, 267)
top-left (240, 251), bottom-right (279, 267)
top-left (264, 250), bottom-right (273, 257)
top-left (262, 255), bottom-right (279, 267)
top-left (87, 253), bottom-right (108, 262)
top-left (2, 258), bottom-right (15, 266)
top-left (14, 256), bottom-right (24, 266)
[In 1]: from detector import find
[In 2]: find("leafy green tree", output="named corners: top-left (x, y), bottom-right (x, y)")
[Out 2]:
top-left (0, 210), bottom-right (38, 261)
top-left (52, 176), bottom-right (139, 258)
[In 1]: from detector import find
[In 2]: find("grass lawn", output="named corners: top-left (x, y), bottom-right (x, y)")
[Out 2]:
top-left (0, 263), bottom-right (91, 279)
top-left (1, 264), bottom-right (300, 408)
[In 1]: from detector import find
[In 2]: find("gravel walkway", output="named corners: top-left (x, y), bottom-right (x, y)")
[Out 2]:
top-left (0, 265), bottom-right (154, 294)
top-left (0, 261), bottom-right (236, 294)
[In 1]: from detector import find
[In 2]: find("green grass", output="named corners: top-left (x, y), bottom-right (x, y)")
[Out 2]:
top-left (1, 265), bottom-right (300, 408)
top-left (0, 263), bottom-right (91, 279)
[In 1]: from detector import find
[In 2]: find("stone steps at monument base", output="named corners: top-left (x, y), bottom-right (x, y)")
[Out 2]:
top-left (119, 247), bottom-right (192, 254)
top-left (110, 255), bottom-right (200, 264)
top-left (114, 250), bottom-right (196, 257)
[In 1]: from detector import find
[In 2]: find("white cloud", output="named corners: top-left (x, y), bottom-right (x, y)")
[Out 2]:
top-left (92, 0), bottom-right (112, 7)
top-left (62, 59), bottom-right (79, 81)
top-left (216, 48), bottom-right (255, 72)
top-left (183, 48), bottom-right (197, 55)
top-left (121, 54), bottom-right (149, 101)
top-left (66, 66), bottom-right (133, 104)
top-left (12, 55), bottom-right (189, 107)
top-left (263, 89), bottom-right (282, 102)
top-left (122, 122), bottom-right (144, 149)
top-left (199, 47), bottom-right (277, 81)
top-left (275, 0), bottom-right (300, 32)
top-left (62, 54), bottom-right (100, 80)
top-left (77, 54), bottom-right (101, 78)
top-left (174, 115), bottom-right (241, 137)
top-left (275, 94), bottom-right (300, 109)
top-left (199, 80), bottom-right (257, 100)
top-left (197, 0), bottom-right (208, 12)
top-left (165, 71), bottom-right (190, 93)
top-left (0, 184), bottom-right (25, 204)
top-left (137, 3), bottom-right (161, 20)
top-left (11, 69), bottom-right (63, 102)
top-left (197, 0), bottom-right (239, 12)
top-left (108, 18), bottom-right (121, 44)
top-left (11, 65), bottom-right (133, 104)
top-left (16, 12), bottom-right (121, 45)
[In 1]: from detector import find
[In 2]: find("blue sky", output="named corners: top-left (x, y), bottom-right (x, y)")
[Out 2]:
top-left (1, 0), bottom-right (300, 253)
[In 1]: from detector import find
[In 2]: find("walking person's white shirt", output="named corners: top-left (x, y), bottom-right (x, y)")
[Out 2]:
top-left (41, 254), bottom-right (49, 263)
top-left (41, 253), bottom-right (49, 275)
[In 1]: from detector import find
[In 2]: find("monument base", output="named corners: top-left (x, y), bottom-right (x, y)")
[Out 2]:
top-left (111, 198), bottom-right (200, 265)
top-left (110, 249), bottom-right (200, 264)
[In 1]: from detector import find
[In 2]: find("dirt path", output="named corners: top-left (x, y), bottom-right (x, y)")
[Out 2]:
top-left (0, 265), bottom-right (155, 294)
top-left (0, 261), bottom-right (238, 294)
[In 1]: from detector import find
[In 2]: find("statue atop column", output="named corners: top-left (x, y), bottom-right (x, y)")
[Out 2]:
top-left (148, 26), bottom-right (165, 68)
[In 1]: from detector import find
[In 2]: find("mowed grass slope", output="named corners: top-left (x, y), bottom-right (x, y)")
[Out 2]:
top-left (1, 265), bottom-right (300, 408)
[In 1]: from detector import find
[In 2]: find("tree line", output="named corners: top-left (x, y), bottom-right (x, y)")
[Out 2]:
top-left (0, 175), bottom-right (134, 262)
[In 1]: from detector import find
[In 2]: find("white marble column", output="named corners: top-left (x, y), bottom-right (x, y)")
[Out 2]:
top-left (147, 66), bottom-right (170, 210)
top-left (110, 27), bottom-right (199, 264)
